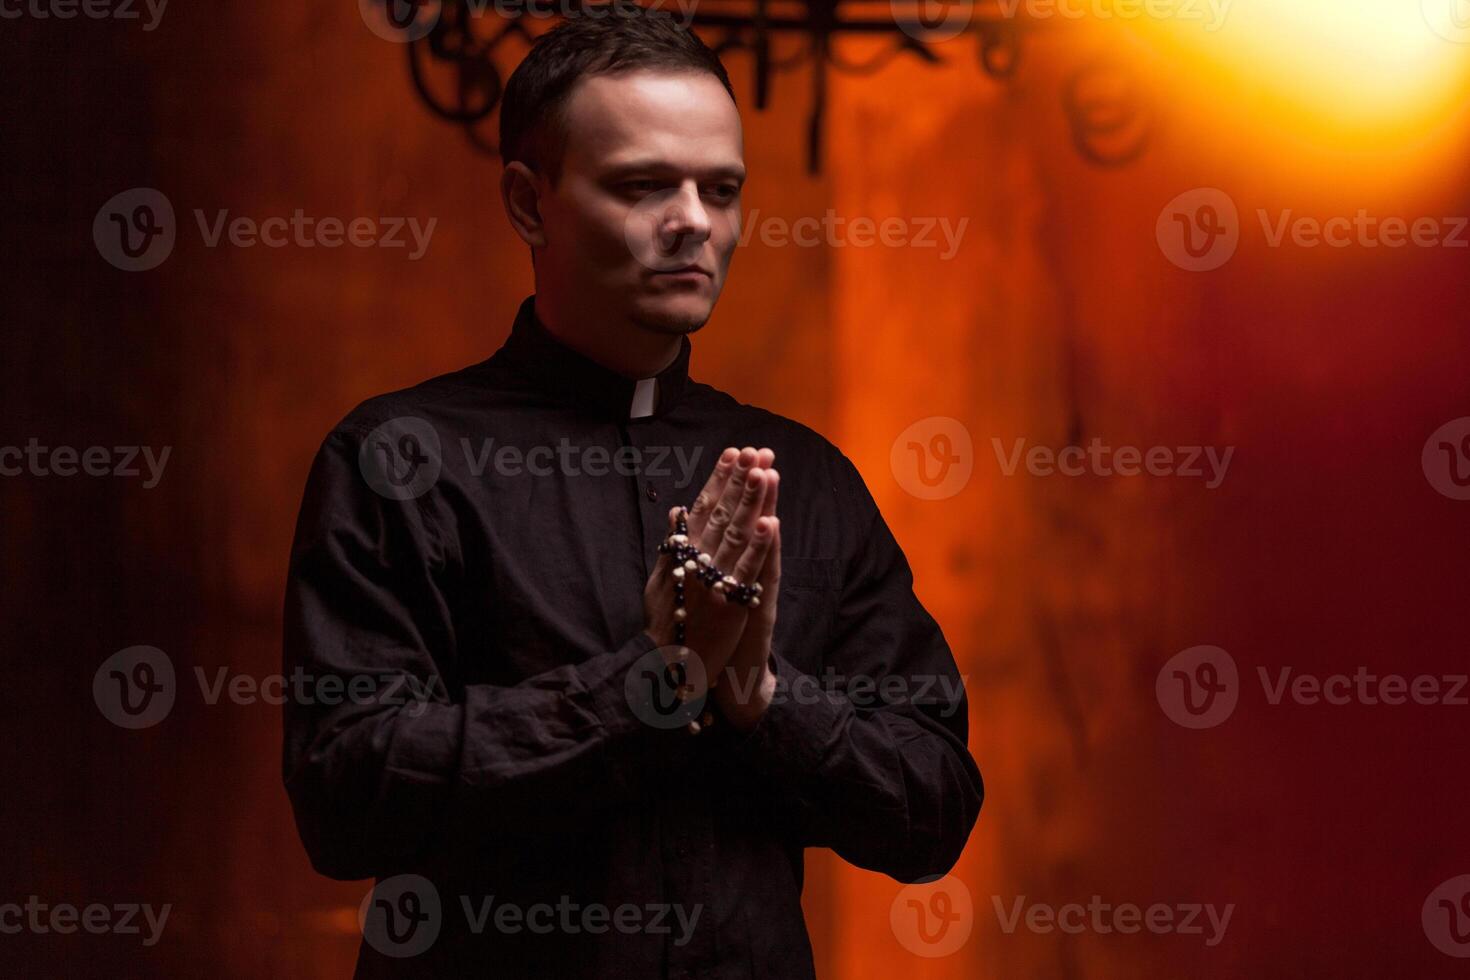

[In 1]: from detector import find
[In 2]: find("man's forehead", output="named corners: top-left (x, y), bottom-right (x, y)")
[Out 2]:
top-left (561, 70), bottom-right (743, 171)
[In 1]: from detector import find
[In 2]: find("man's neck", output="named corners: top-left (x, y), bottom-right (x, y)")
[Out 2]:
top-left (533, 294), bottom-right (681, 380)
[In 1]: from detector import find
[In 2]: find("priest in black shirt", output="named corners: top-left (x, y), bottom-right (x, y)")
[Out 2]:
top-left (283, 7), bottom-right (983, 977)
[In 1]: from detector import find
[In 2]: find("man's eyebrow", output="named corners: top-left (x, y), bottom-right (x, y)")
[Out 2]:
top-left (602, 161), bottom-right (747, 184)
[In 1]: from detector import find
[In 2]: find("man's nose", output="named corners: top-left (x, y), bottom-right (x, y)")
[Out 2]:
top-left (656, 183), bottom-right (712, 244)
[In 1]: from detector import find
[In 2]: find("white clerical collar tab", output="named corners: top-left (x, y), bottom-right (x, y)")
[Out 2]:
top-left (629, 377), bottom-right (657, 419)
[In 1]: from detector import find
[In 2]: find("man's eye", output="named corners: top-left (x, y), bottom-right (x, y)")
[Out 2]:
top-left (621, 180), bottom-right (658, 194)
top-left (706, 185), bottom-right (739, 203)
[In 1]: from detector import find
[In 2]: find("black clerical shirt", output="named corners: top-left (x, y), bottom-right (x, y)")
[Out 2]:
top-left (282, 295), bottom-right (983, 979)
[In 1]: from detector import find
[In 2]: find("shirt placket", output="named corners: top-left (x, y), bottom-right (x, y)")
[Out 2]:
top-left (621, 416), bottom-right (720, 977)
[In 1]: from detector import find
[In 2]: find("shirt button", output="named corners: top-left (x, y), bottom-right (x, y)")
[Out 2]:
top-left (645, 484), bottom-right (659, 502)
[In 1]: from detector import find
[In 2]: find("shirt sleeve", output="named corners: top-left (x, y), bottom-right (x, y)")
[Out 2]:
top-left (720, 451), bottom-right (984, 883)
top-left (281, 425), bottom-right (670, 881)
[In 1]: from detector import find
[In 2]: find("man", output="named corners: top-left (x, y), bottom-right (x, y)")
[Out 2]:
top-left (283, 6), bottom-right (982, 977)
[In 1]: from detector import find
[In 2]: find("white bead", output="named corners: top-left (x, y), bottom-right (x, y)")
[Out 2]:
top-left (674, 608), bottom-right (686, 621)
top-left (722, 575), bottom-right (738, 588)
top-left (671, 534), bottom-right (688, 545)
top-left (749, 596), bottom-right (761, 608)
top-left (684, 560), bottom-right (698, 571)
top-left (697, 553), bottom-right (713, 566)
top-left (672, 566), bottom-right (685, 580)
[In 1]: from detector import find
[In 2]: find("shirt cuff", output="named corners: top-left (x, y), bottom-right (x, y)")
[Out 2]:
top-left (584, 629), bottom-right (662, 738)
top-left (718, 652), bottom-right (845, 777)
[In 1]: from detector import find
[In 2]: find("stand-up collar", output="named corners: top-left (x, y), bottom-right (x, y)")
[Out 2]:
top-left (499, 295), bottom-right (691, 421)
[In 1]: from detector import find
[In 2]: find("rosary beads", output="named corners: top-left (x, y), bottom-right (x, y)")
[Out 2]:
top-left (656, 506), bottom-right (763, 734)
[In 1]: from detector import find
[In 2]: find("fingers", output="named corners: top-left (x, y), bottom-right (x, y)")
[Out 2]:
top-left (731, 515), bottom-right (776, 591)
top-left (648, 506), bottom-right (678, 581)
top-left (758, 471), bottom-right (780, 591)
top-left (712, 465), bottom-right (768, 571)
top-left (686, 447), bottom-right (738, 539)
top-left (700, 446), bottom-right (757, 553)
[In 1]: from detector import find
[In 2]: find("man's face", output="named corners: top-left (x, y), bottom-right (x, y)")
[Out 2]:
top-left (537, 69), bottom-right (744, 336)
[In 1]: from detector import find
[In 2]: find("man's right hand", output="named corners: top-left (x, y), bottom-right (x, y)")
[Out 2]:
top-left (643, 445), bottom-right (778, 682)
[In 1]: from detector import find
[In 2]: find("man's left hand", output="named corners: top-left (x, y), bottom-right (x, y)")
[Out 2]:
top-left (715, 462), bottom-right (780, 732)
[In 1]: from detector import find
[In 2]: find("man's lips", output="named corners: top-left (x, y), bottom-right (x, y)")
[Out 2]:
top-left (651, 265), bottom-right (711, 277)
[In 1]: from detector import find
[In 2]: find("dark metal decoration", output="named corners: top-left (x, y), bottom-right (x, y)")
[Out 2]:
top-left (374, 0), bottom-right (1149, 172)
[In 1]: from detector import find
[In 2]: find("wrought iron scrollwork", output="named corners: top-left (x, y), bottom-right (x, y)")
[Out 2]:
top-left (368, 0), bottom-right (1149, 171)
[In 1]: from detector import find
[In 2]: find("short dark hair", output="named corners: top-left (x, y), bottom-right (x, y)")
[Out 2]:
top-left (499, 2), bottom-right (737, 184)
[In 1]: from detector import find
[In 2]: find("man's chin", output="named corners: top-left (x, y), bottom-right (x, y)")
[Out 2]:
top-left (630, 292), bottom-right (714, 335)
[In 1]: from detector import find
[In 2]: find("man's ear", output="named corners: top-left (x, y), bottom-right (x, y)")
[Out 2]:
top-left (501, 161), bottom-right (549, 249)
